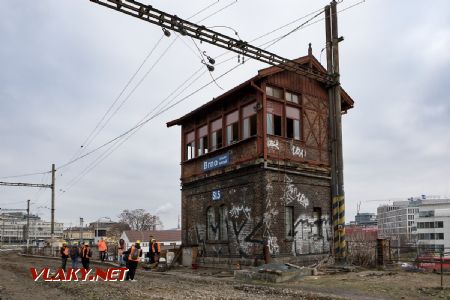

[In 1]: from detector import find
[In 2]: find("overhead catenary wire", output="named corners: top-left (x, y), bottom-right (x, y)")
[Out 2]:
top-left (66, 0), bottom-right (225, 165)
top-left (58, 1), bottom-right (240, 189)
top-left (62, 66), bottom-right (208, 192)
top-left (66, 35), bottom-right (166, 164)
top-left (196, 0), bottom-right (238, 23)
top-left (42, 0), bottom-right (367, 189)
top-left (0, 170), bottom-right (51, 180)
top-left (2, 1), bottom-right (366, 182)
top-left (57, 2), bottom-right (339, 173)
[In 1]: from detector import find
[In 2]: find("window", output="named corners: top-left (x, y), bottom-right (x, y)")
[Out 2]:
top-left (313, 207), bottom-right (323, 237)
top-left (185, 131), bottom-right (195, 160)
top-left (267, 101), bottom-right (283, 136)
top-left (242, 102), bottom-right (257, 139)
top-left (197, 125), bottom-right (208, 156)
top-left (207, 207), bottom-right (218, 240)
top-left (267, 113), bottom-right (282, 136)
top-left (219, 205), bottom-right (228, 240)
top-left (286, 106), bottom-right (300, 140)
top-left (285, 206), bottom-right (294, 238)
top-left (285, 91), bottom-right (299, 104)
top-left (210, 118), bottom-right (222, 151)
top-left (266, 86), bottom-right (283, 98)
top-left (226, 110), bottom-right (239, 146)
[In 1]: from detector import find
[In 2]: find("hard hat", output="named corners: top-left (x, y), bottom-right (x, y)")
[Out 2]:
top-left (151, 239), bottom-right (156, 242)
top-left (136, 240), bottom-right (141, 244)
top-left (63, 242), bottom-right (67, 245)
top-left (73, 241), bottom-right (78, 245)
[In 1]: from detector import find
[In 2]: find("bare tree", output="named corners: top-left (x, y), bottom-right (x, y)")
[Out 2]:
top-left (118, 209), bottom-right (163, 231)
top-left (106, 222), bottom-right (131, 241)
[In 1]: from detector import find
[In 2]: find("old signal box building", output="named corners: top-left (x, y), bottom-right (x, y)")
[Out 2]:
top-left (167, 47), bottom-right (354, 265)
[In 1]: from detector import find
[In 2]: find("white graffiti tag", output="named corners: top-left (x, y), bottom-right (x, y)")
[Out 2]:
top-left (267, 138), bottom-right (280, 150)
top-left (229, 205), bottom-right (251, 219)
top-left (291, 145), bottom-right (306, 158)
top-left (282, 175), bottom-right (310, 208)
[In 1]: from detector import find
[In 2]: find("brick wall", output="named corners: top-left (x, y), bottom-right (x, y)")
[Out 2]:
top-left (181, 164), bottom-right (332, 265)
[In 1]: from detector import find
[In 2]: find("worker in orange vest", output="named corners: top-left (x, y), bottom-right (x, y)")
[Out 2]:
top-left (60, 242), bottom-right (70, 271)
top-left (80, 242), bottom-right (92, 270)
top-left (97, 238), bottom-right (108, 262)
top-left (126, 240), bottom-right (142, 281)
top-left (150, 238), bottom-right (161, 263)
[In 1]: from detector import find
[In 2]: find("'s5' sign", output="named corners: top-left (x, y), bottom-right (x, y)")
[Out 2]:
top-left (212, 190), bottom-right (221, 201)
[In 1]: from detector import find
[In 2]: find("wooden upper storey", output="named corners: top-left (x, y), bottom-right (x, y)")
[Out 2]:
top-left (167, 53), bottom-right (354, 182)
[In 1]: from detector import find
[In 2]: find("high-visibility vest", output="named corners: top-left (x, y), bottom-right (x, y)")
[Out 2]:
top-left (81, 246), bottom-right (91, 258)
top-left (152, 242), bottom-right (161, 253)
top-left (98, 241), bottom-right (107, 251)
top-left (128, 246), bottom-right (141, 262)
top-left (63, 247), bottom-right (69, 256)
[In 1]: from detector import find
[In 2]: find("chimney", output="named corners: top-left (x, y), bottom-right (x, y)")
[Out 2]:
top-left (308, 43), bottom-right (312, 56)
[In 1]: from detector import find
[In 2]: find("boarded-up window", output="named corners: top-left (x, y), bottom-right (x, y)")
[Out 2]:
top-left (219, 205), bottom-right (228, 240)
top-left (285, 206), bottom-right (294, 238)
top-left (207, 207), bottom-right (218, 240)
top-left (313, 207), bottom-right (323, 238)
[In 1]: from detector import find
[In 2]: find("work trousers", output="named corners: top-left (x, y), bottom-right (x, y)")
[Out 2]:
top-left (127, 261), bottom-right (138, 280)
top-left (81, 258), bottom-right (90, 270)
top-left (71, 257), bottom-right (78, 269)
top-left (61, 257), bottom-right (68, 271)
top-left (100, 251), bottom-right (107, 262)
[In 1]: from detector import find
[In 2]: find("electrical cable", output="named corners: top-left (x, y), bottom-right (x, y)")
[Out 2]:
top-left (187, 0), bottom-right (220, 20)
top-left (61, 66), bottom-right (208, 192)
top-left (66, 0), bottom-right (224, 165)
top-left (58, 0), bottom-right (366, 187)
top-left (58, 0), bottom-right (239, 173)
top-left (67, 35), bottom-right (165, 164)
top-left (196, 0), bottom-right (238, 23)
top-left (0, 170), bottom-right (51, 180)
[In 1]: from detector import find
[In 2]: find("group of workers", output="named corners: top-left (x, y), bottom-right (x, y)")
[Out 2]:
top-left (60, 241), bottom-right (93, 271)
top-left (60, 237), bottom-right (161, 281)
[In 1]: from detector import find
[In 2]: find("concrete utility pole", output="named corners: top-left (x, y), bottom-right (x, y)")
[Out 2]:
top-left (325, 1), bottom-right (346, 260)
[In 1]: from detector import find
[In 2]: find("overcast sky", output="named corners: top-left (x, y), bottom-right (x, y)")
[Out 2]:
top-left (1, 0), bottom-right (449, 229)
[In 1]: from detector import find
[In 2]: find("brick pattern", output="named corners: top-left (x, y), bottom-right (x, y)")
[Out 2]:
top-left (181, 167), bottom-right (331, 264)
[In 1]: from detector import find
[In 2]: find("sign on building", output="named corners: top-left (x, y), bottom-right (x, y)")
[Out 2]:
top-left (202, 153), bottom-right (230, 172)
top-left (212, 190), bottom-right (221, 201)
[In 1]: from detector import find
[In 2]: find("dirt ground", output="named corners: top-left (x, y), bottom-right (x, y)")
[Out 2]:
top-left (0, 251), bottom-right (449, 300)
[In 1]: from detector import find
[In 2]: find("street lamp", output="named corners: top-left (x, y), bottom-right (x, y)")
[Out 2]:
top-left (96, 217), bottom-right (112, 243)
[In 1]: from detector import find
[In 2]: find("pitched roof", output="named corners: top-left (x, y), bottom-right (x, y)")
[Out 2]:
top-left (123, 230), bottom-right (181, 243)
top-left (167, 53), bottom-right (354, 127)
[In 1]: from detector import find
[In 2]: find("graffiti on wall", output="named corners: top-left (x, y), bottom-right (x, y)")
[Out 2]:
top-left (229, 205), bottom-right (251, 219)
top-left (291, 145), bottom-right (306, 158)
top-left (281, 175), bottom-right (309, 208)
top-left (186, 175), bottom-right (329, 258)
top-left (291, 213), bottom-right (331, 256)
top-left (267, 138), bottom-right (280, 150)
